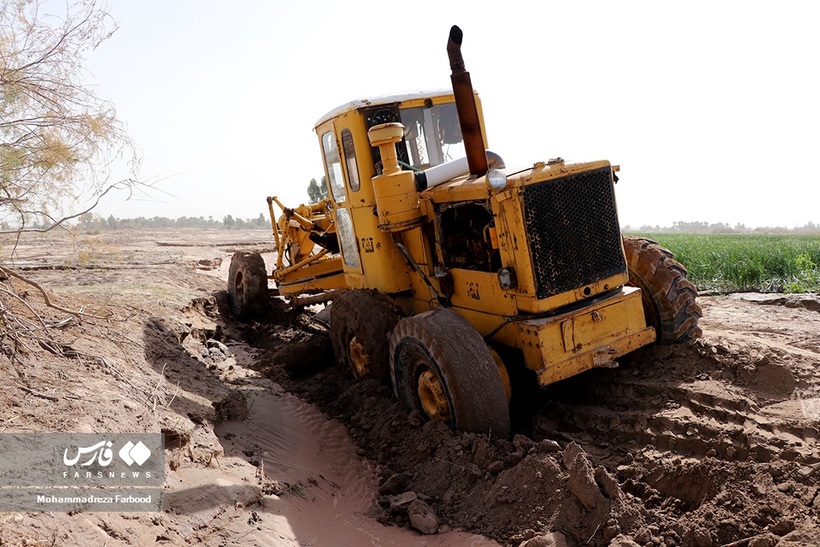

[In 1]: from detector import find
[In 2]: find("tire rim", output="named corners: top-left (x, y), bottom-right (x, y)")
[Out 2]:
top-left (417, 369), bottom-right (450, 422)
top-left (348, 336), bottom-right (369, 377)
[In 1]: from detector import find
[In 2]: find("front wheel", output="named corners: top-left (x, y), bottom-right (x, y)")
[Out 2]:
top-left (390, 308), bottom-right (510, 438)
top-left (623, 236), bottom-right (702, 343)
top-left (330, 289), bottom-right (398, 381)
top-left (227, 252), bottom-right (268, 320)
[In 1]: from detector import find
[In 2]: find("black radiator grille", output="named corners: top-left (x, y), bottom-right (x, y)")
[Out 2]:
top-left (521, 166), bottom-right (626, 299)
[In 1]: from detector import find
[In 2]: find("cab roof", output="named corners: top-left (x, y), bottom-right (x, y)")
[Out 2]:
top-left (313, 89), bottom-right (454, 130)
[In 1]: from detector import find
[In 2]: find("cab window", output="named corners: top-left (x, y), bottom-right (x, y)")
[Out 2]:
top-left (400, 102), bottom-right (465, 169)
top-left (322, 131), bottom-right (346, 202)
top-left (341, 129), bottom-right (360, 192)
top-left (335, 208), bottom-right (360, 269)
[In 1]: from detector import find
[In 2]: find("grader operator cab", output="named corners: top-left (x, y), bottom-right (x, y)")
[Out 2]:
top-left (228, 26), bottom-right (702, 438)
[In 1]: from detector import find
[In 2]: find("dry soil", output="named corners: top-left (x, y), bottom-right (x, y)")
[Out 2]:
top-left (0, 229), bottom-right (817, 547)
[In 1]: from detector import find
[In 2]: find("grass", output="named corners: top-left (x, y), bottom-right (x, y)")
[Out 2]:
top-left (631, 233), bottom-right (820, 294)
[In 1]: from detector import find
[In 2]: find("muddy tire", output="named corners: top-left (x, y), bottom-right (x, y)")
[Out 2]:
top-left (623, 236), bottom-right (702, 343)
top-left (227, 251), bottom-right (268, 320)
top-left (330, 289), bottom-right (398, 381)
top-left (390, 308), bottom-right (511, 438)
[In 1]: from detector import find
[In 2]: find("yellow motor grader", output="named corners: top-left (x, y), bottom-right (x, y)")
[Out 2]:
top-left (227, 26), bottom-right (701, 438)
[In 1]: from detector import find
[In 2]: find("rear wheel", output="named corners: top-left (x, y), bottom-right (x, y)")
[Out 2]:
top-left (623, 236), bottom-right (702, 343)
top-left (227, 252), bottom-right (268, 320)
top-left (390, 308), bottom-right (510, 438)
top-left (330, 289), bottom-right (398, 381)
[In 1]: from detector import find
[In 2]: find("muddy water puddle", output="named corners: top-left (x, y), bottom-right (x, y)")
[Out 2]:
top-left (215, 392), bottom-right (499, 546)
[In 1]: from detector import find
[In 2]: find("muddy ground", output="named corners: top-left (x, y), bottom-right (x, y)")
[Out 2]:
top-left (0, 229), bottom-right (817, 546)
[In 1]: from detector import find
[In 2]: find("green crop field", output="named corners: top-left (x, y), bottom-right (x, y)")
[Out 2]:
top-left (630, 233), bottom-right (820, 294)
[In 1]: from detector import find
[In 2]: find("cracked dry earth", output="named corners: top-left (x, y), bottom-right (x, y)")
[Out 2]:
top-left (0, 229), bottom-right (818, 546)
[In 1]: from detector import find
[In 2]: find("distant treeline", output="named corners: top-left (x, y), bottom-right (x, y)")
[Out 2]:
top-left (67, 213), bottom-right (271, 231)
top-left (9, 215), bottom-right (817, 234)
top-left (623, 221), bottom-right (820, 235)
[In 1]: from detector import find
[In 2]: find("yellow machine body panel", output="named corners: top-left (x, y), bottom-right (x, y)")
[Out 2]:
top-left (344, 205), bottom-right (412, 292)
top-left (266, 88), bottom-right (659, 387)
top-left (275, 256), bottom-right (346, 296)
top-left (489, 163), bottom-right (632, 315)
top-left (277, 270), bottom-right (348, 295)
top-left (517, 286), bottom-right (655, 385)
top-left (428, 269), bottom-right (517, 317)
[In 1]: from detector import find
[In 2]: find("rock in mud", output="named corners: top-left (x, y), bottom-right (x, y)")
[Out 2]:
top-left (562, 442), bottom-right (585, 468)
top-left (206, 338), bottom-right (230, 360)
top-left (513, 434), bottom-right (536, 452)
top-left (594, 465), bottom-right (621, 500)
top-left (389, 491), bottom-right (418, 511)
top-left (508, 450), bottom-right (524, 466)
top-left (567, 451), bottom-right (605, 511)
top-left (378, 472), bottom-right (413, 495)
top-left (537, 439), bottom-right (561, 454)
top-left (748, 533), bottom-right (778, 547)
top-left (467, 463), bottom-right (482, 481)
top-left (407, 499), bottom-right (438, 535)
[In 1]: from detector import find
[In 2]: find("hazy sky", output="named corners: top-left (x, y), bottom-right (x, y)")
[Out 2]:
top-left (83, 1), bottom-right (820, 228)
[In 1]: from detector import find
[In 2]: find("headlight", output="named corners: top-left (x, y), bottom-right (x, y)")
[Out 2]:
top-left (486, 169), bottom-right (507, 190)
top-left (498, 267), bottom-right (517, 290)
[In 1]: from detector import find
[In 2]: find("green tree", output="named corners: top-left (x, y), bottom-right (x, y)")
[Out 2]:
top-left (252, 213), bottom-right (267, 228)
top-left (307, 176), bottom-right (328, 204)
top-left (0, 0), bottom-right (138, 232)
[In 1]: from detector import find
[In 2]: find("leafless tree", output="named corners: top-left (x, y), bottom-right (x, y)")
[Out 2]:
top-left (1, 0), bottom-right (140, 365)
top-left (1, 0), bottom-right (139, 233)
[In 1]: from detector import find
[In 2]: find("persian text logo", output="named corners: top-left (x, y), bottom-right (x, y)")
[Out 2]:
top-left (63, 440), bottom-right (114, 467)
top-left (797, 388), bottom-right (820, 421)
top-left (63, 440), bottom-right (152, 467)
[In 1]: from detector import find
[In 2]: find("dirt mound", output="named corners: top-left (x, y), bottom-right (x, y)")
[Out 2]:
top-left (240, 294), bottom-right (820, 546)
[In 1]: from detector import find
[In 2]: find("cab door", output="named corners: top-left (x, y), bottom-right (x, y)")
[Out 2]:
top-left (319, 125), bottom-right (363, 277)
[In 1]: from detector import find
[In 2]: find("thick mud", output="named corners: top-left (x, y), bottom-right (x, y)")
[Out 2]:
top-left (235, 292), bottom-right (820, 547)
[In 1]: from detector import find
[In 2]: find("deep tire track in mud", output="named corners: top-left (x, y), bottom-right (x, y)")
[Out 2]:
top-left (233, 293), bottom-right (820, 546)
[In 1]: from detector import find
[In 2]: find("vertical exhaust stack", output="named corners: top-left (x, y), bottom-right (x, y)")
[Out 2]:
top-left (447, 25), bottom-right (488, 178)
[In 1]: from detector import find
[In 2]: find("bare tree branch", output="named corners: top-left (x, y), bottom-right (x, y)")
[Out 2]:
top-left (0, 266), bottom-right (112, 318)
top-left (0, 180), bottom-right (135, 234)
top-left (1, 0), bottom-right (140, 231)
